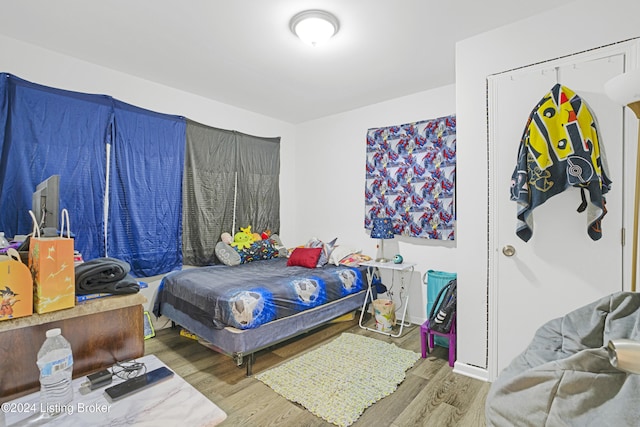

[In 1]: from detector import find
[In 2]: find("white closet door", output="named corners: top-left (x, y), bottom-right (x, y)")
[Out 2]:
top-left (488, 48), bottom-right (629, 377)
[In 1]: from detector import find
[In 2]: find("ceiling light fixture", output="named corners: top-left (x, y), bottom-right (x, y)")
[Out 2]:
top-left (290, 10), bottom-right (339, 47)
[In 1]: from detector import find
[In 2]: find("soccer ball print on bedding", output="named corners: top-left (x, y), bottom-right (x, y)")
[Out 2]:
top-left (336, 268), bottom-right (363, 296)
top-left (228, 289), bottom-right (275, 329)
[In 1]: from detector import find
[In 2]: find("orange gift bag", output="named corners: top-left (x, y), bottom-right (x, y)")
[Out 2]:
top-left (0, 248), bottom-right (33, 320)
top-left (28, 209), bottom-right (75, 314)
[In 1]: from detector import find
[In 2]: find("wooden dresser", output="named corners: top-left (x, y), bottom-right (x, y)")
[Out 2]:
top-left (0, 293), bottom-right (145, 400)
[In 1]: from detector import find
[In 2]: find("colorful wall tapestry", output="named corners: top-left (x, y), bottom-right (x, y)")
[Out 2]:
top-left (365, 115), bottom-right (456, 240)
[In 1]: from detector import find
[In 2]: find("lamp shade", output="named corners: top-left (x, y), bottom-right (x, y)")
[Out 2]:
top-left (604, 68), bottom-right (640, 107)
top-left (607, 339), bottom-right (640, 374)
top-left (371, 217), bottom-right (394, 239)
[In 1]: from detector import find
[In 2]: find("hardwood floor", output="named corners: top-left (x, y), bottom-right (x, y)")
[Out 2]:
top-left (144, 316), bottom-right (490, 426)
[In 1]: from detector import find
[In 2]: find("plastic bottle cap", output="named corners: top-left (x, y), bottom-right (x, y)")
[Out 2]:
top-left (46, 328), bottom-right (61, 338)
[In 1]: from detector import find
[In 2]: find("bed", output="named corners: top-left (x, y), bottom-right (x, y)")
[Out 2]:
top-left (485, 291), bottom-right (640, 426)
top-left (152, 256), bottom-right (369, 374)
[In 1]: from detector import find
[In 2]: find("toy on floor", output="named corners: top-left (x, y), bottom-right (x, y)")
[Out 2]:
top-left (180, 329), bottom-right (198, 340)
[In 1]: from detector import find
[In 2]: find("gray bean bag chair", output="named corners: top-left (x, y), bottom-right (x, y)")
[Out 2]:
top-left (486, 291), bottom-right (640, 426)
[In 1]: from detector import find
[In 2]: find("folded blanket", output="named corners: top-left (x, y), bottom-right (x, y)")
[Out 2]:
top-left (75, 257), bottom-right (140, 295)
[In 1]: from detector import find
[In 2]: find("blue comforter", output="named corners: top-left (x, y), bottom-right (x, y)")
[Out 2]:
top-left (153, 257), bottom-right (365, 329)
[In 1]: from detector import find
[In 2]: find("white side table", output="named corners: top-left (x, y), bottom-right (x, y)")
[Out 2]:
top-left (358, 260), bottom-right (416, 337)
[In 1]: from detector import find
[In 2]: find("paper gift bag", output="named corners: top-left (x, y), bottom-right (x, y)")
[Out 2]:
top-left (0, 248), bottom-right (33, 320)
top-left (28, 209), bottom-right (75, 314)
top-left (373, 298), bottom-right (396, 332)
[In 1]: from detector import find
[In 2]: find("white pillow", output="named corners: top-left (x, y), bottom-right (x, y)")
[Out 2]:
top-left (329, 245), bottom-right (360, 266)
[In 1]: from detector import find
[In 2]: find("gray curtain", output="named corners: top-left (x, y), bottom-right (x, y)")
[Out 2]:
top-left (236, 132), bottom-right (280, 236)
top-left (183, 120), bottom-right (280, 266)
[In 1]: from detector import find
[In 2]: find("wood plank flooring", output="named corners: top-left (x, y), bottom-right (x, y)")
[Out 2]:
top-left (144, 316), bottom-right (490, 426)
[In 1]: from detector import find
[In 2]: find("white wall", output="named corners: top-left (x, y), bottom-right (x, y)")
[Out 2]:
top-left (456, 0), bottom-right (640, 380)
top-left (294, 86), bottom-right (456, 326)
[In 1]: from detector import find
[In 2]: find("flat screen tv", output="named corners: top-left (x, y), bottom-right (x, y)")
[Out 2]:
top-left (32, 175), bottom-right (60, 233)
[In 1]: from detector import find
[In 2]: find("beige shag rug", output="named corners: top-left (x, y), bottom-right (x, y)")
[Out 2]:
top-left (255, 332), bottom-right (420, 427)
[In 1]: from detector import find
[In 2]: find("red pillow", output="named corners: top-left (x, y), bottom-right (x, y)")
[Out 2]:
top-left (287, 247), bottom-right (322, 268)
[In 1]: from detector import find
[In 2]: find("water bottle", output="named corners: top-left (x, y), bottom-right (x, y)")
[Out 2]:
top-left (0, 232), bottom-right (9, 248)
top-left (37, 328), bottom-right (74, 415)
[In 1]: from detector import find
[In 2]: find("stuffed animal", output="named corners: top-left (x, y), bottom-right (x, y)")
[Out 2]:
top-left (231, 232), bottom-right (252, 250)
top-left (221, 232), bottom-right (233, 245)
top-left (231, 226), bottom-right (255, 250)
top-left (240, 225), bottom-right (254, 240)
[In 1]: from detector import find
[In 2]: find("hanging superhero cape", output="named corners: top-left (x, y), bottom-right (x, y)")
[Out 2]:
top-left (510, 84), bottom-right (612, 242)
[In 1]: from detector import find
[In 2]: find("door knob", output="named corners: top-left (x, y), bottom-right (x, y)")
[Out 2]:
top-left (502, 245), bottom-right (516, 257)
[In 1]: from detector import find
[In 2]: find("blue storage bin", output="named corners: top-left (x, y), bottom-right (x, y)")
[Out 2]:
top-left (425, 270), bottom-right (457, 348)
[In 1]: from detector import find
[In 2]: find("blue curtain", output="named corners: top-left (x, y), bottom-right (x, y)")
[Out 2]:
top-left (0, 74), bottom-right (186, 277)
top-left (0, 73), bottom-right (111, 260)
top-left (108, 100), bottom-right (185, 277)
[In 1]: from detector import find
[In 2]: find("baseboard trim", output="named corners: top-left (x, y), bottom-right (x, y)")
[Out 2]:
top-left (453, 362), bottom-right (490, 382)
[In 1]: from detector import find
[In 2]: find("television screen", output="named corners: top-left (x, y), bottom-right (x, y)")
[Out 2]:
top-left (32, 175), bottom-right (60, 233)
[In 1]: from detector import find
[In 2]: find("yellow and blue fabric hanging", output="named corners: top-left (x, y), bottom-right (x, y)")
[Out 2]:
top-left (510, 84), bottom-right (612, 241)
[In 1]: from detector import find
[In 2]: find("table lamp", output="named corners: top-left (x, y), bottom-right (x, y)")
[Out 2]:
top-left (371, 217), bottom-right (394, 262)
top-left (607, 339), bottom-right (640, 374)
top-left (604, 68), bottom-right (640, 292)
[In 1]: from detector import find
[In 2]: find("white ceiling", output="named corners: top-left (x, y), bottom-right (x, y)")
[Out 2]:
top-left (0, 0), bottom-right (575, 124)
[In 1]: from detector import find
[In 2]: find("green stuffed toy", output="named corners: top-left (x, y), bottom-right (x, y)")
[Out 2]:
top-left (230, 226), bottom-right (254, 250)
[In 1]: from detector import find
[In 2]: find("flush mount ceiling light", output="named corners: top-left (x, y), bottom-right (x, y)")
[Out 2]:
top-left (290, 10), bottom-right (339, 47)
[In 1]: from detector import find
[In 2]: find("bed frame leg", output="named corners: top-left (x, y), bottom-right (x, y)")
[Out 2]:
top-left (233, 352), bottom-right (255, 376)
top-left (245, 353), bottom-right (255, 376)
